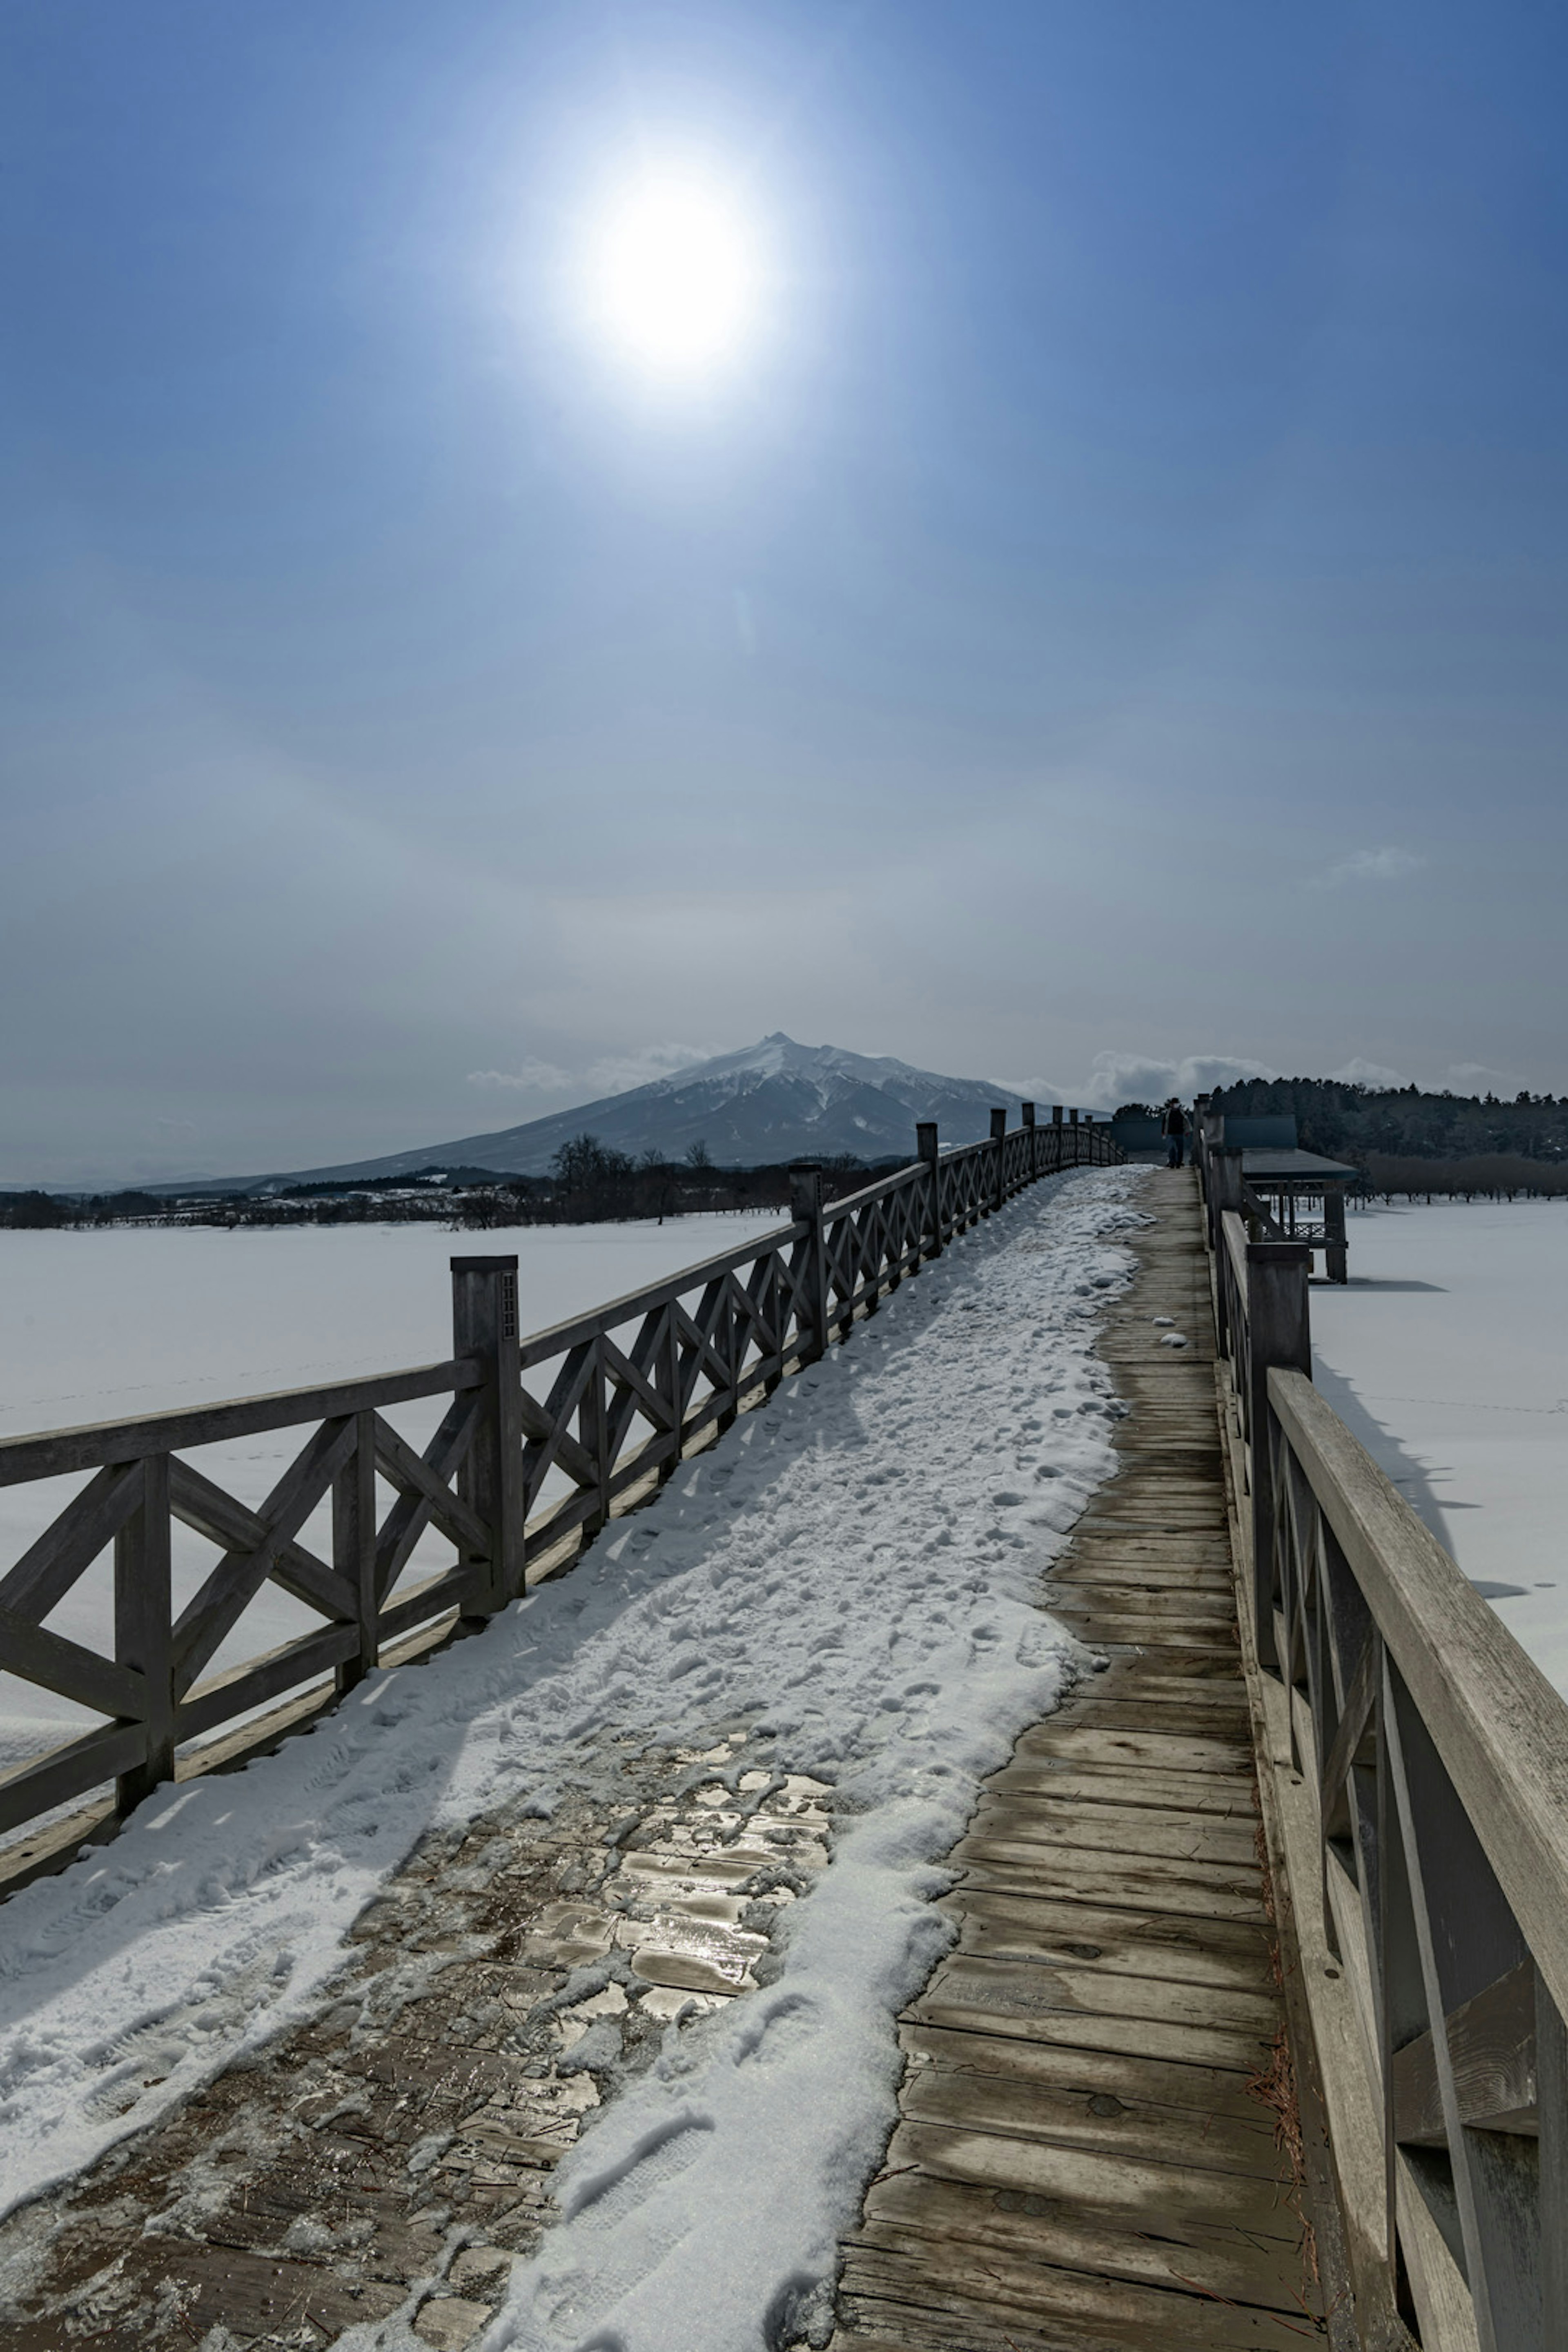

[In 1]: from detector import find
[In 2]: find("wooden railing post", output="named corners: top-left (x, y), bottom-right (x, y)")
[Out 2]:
top-left (1245, 1240), bottom-right (1311, 1670)
top-left (1021, 1100), bottom-right (1037, 1180)
top-left (1209, 1144), bottom-right (1245, 1253)
top-left (789, 1164), bottom-right (828, 1360)
top-left (115, 1451), bottom-right (173, 1815)
top-left (915, 1124), bottom-right (942, 1258)
top-left (1539, 1972), bottom-right (1568, 2342)
top-left (1323, 1186), bottom-right (1349, 1285)
top-left (335, 1408), bottom-right (378, 1695)
top-left (989, 1108), bottom-right (1007, 1212)
top-left (451, 1254), bottom-right (524, 1619)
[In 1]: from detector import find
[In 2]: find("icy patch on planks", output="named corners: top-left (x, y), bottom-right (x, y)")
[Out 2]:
top-left (0, 1721), bottom-right (827, 2352)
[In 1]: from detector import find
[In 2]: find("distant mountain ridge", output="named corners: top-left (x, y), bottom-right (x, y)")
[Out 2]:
top-left (179, 1036), bottom-right (1050, 1192)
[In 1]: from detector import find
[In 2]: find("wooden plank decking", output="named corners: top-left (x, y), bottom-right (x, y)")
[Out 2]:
top-left (831, 1169), bottom-right (1323, 2351)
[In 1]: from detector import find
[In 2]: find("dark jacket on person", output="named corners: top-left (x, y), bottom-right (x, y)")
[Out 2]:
top-left (1162, 1104), bottom-right (1186, 1137)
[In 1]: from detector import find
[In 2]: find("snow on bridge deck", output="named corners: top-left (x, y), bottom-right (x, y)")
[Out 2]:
top-left (0, 1171), bottom-right (1316, 2350)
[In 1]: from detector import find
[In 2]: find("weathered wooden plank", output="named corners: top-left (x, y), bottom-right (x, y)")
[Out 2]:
top-left (966, 1792), bottom-right (1258, 1867)
top-left (1078, 1651), bottom-right (1246, 1691)
top-left (1047, 1611), bottom-right (1240, 1651)
top-left (1049, 1586), bottom-right (1239, 1628)
top-left (1052, 1695), bottom-right (1252, 1739)
top-left (897, 2020), bottom-right (1268, 2125)
top-left (1049, 1558), bottom-right (1234, 1591)
top-left (874, 2118), bottom-right (1304, 2240)
top-left (952, 1841), bottom-right (1264, 1921)
top-left (836, 2243), bottom-right (1314, 2350)
top-left (1083, 1650), bottom-right (1247, 1693)
top-left (904, 1974), bottom-right (1274, 2074)
top-left (908, 1953), bottom-right (1279, 2068)
top-left (989, 1757), bottom-right (1260, 1819)
top-left (1013, 1722), bottom-right (1256, 1777)
top-left (938, 1886), bottom-right (1273, 1988)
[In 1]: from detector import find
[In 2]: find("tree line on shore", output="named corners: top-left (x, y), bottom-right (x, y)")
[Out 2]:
top-left (0, 1136), bottom-right (892, 1231)
top-left (1208, 1075), bottom-right (1568, 1165)
top-left (1194, 1078), bottom-right (1568, 1205)
top-left (1353, 1155), bottom-right (1568, 1204)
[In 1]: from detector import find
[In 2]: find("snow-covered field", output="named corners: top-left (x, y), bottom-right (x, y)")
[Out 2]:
top-left (0, 1169), bottom-right (1145, 2345)
top-left (0, 1214), bottom-right (784, 1753)
top-left (1313, 1200), bottom-right (1568, 1699)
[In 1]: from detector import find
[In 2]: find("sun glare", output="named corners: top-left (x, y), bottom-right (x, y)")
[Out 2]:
top-left (583, 169), bottom-right (762, 381)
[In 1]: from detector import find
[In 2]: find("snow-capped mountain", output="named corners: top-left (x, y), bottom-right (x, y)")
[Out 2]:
top-left (225, 1036), bottom-right (1054, 1186)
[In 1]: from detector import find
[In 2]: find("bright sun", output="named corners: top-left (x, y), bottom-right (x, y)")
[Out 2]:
top-left (584, 170), bottom-right (762, 380)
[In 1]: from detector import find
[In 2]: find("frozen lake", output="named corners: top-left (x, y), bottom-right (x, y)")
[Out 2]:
top-left (0, 1214), bottom-right (786, 1439)
top-left (1312, 1199), bottom-right (1568, 1699)
top-left (0, 1214), bottom-right (784, 1760)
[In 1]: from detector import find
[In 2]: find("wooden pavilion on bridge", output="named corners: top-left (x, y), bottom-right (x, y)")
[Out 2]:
top-left (1200, 1109), bottom-right (1360, 1284)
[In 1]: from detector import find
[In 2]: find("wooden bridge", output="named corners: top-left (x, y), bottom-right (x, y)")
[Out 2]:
top-left (2, 1100), bottom-right (1566, 2351)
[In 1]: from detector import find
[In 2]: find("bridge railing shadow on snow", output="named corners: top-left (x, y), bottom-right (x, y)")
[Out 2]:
top-left (1195, 1100), bottom-right (1568, 2352)
top-left (0, 1105), bottom-right (1122, 1891)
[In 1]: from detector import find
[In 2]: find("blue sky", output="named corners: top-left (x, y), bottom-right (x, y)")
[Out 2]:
top-left (4, 1), bottom-right (1566, 1181)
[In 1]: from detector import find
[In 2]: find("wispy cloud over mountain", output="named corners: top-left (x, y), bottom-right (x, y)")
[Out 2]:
top-left (1078, 1051), bottom-right (1278, 1110)
top-left (466, 1045), bottom-right (715, 1104)
top-left (467, 1060), bottom-right (575, 1094)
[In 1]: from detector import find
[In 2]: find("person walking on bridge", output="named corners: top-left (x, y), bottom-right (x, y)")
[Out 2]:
top-left (1162, 1098), bottom-right (1187, 1169)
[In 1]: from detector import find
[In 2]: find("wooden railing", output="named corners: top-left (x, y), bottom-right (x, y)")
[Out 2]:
top-left (0, 1106), bottom-right (1121, 1885)
top-left (1196, 1111), bottom-right (1568, 2352)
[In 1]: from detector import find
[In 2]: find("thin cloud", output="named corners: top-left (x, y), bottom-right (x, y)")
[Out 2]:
top-left (1327, 1058), bottom-right (1407, 1088)
top-left (466, 1060), bottom-right (574, 1094)
top-left (1314, 846), bottom-right (1425, 889)
top-left (583, 1043), bottom-right (713, 1094)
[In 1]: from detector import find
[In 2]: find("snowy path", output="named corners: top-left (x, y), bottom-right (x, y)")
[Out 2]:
top-left (0, 1167), bottom-right (1147, 2350)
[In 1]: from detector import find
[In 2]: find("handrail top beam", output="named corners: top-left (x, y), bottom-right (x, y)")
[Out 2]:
top-left (1267, 1361), bottom-right (1568, 2019)
top-left (0, 1359), bottom-right (485, 1487)
top-left (515, 1216), bottom-right (804, 1366)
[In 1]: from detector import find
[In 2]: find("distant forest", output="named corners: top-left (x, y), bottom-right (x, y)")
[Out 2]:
top-left (1205, 1076), bottom-right (1568, 1203)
